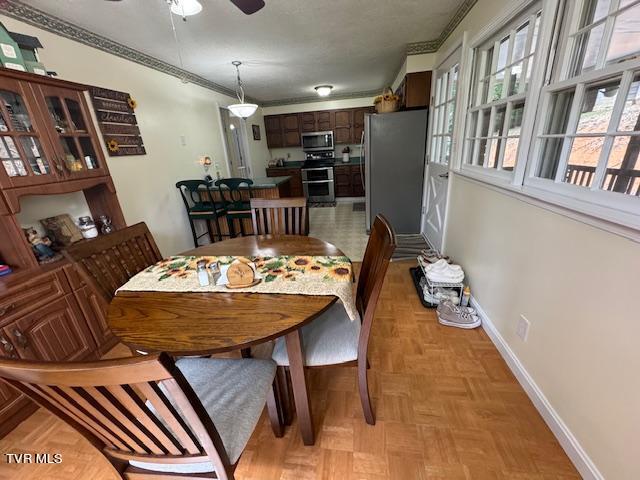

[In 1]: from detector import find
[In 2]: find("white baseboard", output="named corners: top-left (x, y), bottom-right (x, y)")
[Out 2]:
top-left (470, 297), bottom-right (604, 480)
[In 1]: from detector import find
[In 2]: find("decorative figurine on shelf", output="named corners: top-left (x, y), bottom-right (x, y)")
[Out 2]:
top-left (78, 216), bottom-right (99, 239)
top-left (98, 215), bottom-right (114, 234)
top-left (23, 227), bottom-right (62, 264)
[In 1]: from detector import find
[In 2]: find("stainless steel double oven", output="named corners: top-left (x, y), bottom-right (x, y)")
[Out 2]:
top-left (301, 131), bottom-right (335, 203)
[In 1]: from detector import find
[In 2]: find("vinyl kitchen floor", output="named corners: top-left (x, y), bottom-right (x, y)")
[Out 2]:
top-left (309, 202), bottom-right (369, 261)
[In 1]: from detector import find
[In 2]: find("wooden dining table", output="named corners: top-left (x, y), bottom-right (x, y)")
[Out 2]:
top-left (107, 234), bottom-right (345, 446)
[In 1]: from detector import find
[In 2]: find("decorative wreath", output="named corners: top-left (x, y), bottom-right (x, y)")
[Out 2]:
top-left (107, 139), bottom-right (120, 152)
top-left (127, 96), bottom-right (137, 110)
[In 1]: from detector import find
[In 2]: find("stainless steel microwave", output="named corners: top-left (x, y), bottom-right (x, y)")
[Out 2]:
top-left (301, 131), bottom-right (334, 152)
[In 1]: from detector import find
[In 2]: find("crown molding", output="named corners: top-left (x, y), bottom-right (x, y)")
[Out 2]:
top-left (0, 0), bottom-right (253, 101)
top-left (406, 0), bottom-right (478, 55)
top-left (261, 89), bottom-right (380, 107)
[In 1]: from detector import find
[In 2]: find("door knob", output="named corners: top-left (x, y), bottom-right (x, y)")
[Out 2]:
top-left (439, 172), bottom-right (450, 179)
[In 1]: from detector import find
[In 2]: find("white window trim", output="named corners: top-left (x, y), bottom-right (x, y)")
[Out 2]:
top-left (452, 0), bottom-right (640, 235)
top-left (456, 0), bottom-right (557, 187)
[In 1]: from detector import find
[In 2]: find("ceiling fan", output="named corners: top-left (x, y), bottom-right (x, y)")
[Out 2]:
top-left (105, 0), bottom-right (266, 15)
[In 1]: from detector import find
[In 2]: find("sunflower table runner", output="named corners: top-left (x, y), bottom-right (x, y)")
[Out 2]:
top-left (117, 255), bottom-right (358, 321)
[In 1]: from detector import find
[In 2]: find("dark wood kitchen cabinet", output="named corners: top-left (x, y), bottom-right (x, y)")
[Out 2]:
top-left (282, 114), bottom-right (301, 147)
top-left (265, 106), bottom-right (374, 149)
top-left (266, 167), bottom-right (303, 197)
top-left (334, 164), bottom-right (365, 197)
top-left (395, 71), bottom-right (432, 110)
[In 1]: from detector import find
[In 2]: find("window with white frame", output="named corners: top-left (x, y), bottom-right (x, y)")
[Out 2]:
top-left (531, 0), bottom-right (640, 200)
top-left (431, 63), bottom-right (459, 164)
top-left (463, 5), bottom-right (542, 174)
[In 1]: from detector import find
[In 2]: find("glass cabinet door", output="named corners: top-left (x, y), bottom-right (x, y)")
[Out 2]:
top-left (36, 85), bottom-right (107, 179)
top-left (0, 78), bottom-right (59, 188)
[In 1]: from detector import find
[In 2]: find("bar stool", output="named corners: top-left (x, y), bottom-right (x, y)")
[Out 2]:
top-left (176, 179), bottom-right (227, 247)
top-left (215, 178), bottom-right (254, 237)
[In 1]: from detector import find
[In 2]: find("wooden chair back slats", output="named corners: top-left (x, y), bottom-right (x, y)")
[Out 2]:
top-left (105, 384), bottom-right (185, 456)
top-left (0, 353), bottom-right (234, 480)
top-left (136, 382), bottom-right (201, 455)
top-left (64, 222), bottom-right (163, 304)
top-left (250, 198), bottom-right (308, 236)
top-left (356, 215), bottom-right (396, 352)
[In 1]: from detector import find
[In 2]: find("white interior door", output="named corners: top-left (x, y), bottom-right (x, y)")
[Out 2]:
top-left (423, 48), bottom-right (461, 252)
top-left (220, 108), bottom-right (251, 178)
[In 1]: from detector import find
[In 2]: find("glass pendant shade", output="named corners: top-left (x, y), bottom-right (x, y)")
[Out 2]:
top-left (228, 103), bottom-right (258, 118)
top-left (170, 0), bottom-right (203, 16)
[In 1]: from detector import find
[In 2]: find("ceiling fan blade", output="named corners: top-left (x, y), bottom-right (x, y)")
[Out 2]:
top-left (230, 0), bottom-right (265, 15)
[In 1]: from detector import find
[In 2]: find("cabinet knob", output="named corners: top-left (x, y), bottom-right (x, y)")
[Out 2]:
top-left (0, 303), bottom-right (15, 316)
top-left (13, 329), bottom-right (28, 349)
top-left (0, 336), bottom-right (17, 358)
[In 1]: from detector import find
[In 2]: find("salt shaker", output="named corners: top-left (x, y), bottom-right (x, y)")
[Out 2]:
top-left (208, 261), bottom-right (221, 285)
top-left (196, 260), bottom-right (210, 287)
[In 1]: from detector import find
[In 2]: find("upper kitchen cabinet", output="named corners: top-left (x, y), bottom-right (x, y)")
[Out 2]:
top-left (281, 113), bottom-right (301, 147)
top-left (395, 71), bottom-right (432, 110)
top-left (33, 84), bottom-right (108, 180)
top-left (300, 111), bottom-right (333, 133)
top-left (316, 111), bottom-right (333, 131)
top-left (333, 109), bottom-right (352, 144)
top-left (300, 112), bottom-right (317, 132)
top-left (353, 106), bottom-right (374, 145)
top-left (0, 76), bottom-right (60, 189)
top-left (265, 114), bottom-right (284, 148)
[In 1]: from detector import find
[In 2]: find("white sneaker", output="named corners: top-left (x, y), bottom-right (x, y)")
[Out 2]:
top-left (436, 300), bottom-right (480, 329)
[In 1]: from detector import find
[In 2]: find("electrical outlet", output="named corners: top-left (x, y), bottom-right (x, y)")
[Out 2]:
top-left (516, 314), bottom-right (530, 341)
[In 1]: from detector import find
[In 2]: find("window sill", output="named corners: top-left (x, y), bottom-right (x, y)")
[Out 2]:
top-left (451, 169), bottom-right (640, 243)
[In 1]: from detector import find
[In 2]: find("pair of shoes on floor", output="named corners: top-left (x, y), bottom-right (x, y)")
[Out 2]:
top-left (425, 259), bottom-right (464, 283)
top-left (419, 249), bottom-right (450, 264)
top-left (436, 299), bottom-right (481, 329)
top-left (423, 286), bottom-right (459, 305)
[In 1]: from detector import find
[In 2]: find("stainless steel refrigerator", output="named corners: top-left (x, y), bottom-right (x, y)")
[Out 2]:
top-left (362, 110), bottom-right (428, 233)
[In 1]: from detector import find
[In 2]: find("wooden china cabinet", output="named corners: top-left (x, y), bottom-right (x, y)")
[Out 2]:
top-left (0, 68), bottom-right (126, 437)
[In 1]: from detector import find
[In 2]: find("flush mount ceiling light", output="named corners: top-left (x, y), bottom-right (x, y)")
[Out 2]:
top-left (170, 0), bottom-right (203, 17)
top-left (228, 61), bottom-right (258, 119)
top-left (315, 85), bottom-right (333, 97)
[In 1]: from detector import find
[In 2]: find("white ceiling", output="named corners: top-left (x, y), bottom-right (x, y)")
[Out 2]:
top-left (21, 0), bottom-right (466, 103)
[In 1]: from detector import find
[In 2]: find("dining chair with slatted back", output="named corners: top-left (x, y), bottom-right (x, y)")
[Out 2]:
top-left (250, 197), bottom-right (308, 236)
top-left (0, 352), bottom-right (278, 480)
top-left (215, 178), bottom-right (253, 237)
top-left (271, 214), bottom-right (396, 425)
top-left (64, 222), bottom-right (163, 305)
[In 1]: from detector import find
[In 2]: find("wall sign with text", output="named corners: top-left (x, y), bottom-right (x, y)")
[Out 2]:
top-left (89, 86), bottom-right (146, 156)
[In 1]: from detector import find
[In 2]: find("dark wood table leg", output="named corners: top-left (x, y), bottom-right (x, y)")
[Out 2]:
top-left (285, 329), bottom-right (314, 445)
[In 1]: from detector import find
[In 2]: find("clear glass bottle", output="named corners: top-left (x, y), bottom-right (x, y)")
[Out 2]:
top-left (196, 260), bottom-right (210, 287)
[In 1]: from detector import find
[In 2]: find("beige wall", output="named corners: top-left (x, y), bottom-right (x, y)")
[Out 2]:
top-left (0, 15), bottom-right (268, 256)
top-left (438, 1), bottom-right (640, 478)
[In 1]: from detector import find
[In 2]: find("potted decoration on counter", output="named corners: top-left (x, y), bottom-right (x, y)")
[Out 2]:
top-left (342, 146), bottom-right (350, 163)
top-left (374, 87), bottom-right (400, 113)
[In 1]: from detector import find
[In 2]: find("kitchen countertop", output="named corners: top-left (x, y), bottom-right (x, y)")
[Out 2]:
top-left (204, 176), bottom-right (292, 189)
top-left (267, 157), bottom-right (364, 169)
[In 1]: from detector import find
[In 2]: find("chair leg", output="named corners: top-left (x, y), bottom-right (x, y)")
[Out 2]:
top-left (240, 348), bottom-right (252, 358)
top-left (266, 380), bottom-right (284, 438)
top-left (276, 366), bottom-right (294, 426)
top-left (358, 356), bottom-right (375, 425)
top-left (206, 220), bottom-right (214, 245)
top-left (187, 217), bottom-right (199, 248)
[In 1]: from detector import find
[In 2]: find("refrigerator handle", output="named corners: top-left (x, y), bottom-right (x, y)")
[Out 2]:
top-left (359, 129), bottom-right (366, 188)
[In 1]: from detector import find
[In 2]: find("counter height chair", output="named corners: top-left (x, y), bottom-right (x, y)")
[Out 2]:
top-left (176, 180), bottom-right (228, 247)
top-left (215, 178), bottom-right (254, 237)
top-left (270, 215), bottom-right (396, 425)
top-left (0, 352), bottom-right (279, 480)
top-left (64, 222), bottom-right (162, 306)
top-left (250, 197), bottom-right (309, 236)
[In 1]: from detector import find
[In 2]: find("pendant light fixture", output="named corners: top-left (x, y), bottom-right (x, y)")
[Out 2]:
top-left (228, 61), bottom-right (258, 119)
top-left (170, 0), bottom-right (203, 18)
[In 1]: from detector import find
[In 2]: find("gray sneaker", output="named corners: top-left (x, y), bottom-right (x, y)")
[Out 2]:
top-left (436, 299), bottom-right (480, 328)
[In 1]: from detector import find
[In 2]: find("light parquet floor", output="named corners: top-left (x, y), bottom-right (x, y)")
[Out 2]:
top-left (0, 261), bottom-right (580, 479)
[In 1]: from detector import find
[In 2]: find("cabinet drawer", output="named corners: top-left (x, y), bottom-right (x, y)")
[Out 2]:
top-left (0, 271), bottom-right (70, 326)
